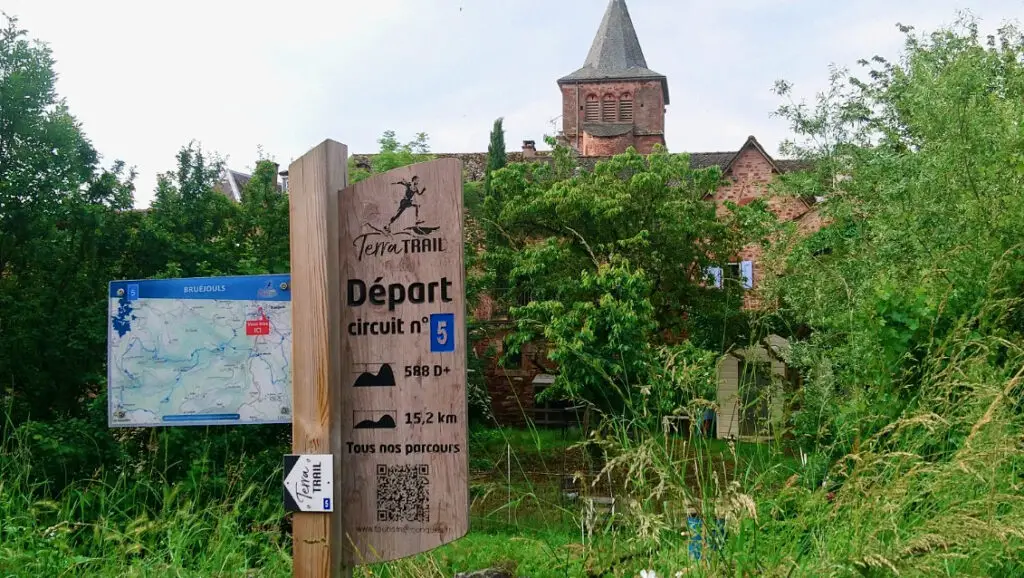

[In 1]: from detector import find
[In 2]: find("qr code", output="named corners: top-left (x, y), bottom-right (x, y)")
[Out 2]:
top-left (376, 464), bottom-right (430, 523)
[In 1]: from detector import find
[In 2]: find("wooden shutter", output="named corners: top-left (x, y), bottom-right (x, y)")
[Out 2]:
top-left (585, 95), bottom-right (599, 122)
top-left (602, 94), bottom-right (616, 122)
top-left (740, 261), bottom-right (754, 289)
top-left (619, 95), bottom-right (633, 122)
top-left (706, 266), bottom-right (723, 288)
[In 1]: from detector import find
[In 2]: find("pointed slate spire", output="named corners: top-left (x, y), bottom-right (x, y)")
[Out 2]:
top-left (558, 0), bottom-right (666, 91)
top-left (583, 0), bottom-right (649, 74)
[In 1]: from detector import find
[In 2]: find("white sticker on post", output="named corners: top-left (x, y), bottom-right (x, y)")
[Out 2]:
top-left (283, 454), bottom-right (334, 512)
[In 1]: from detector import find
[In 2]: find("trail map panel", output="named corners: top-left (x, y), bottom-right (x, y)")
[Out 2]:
top-left (107, 274), bottom-right (293, 427)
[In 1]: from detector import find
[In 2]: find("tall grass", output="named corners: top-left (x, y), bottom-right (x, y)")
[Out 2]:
top-left (0, 419), bottom-right (291, 577)
top-left (567, 300), bottom-right (1024, 577)
top-left (2, 302), bottom-right (1021, 576)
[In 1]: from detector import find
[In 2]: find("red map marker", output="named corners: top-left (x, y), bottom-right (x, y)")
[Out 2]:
top-left (246, 307), bottom-right (271, 336)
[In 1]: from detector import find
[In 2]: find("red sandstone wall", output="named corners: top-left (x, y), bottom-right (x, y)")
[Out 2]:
top-left (713, 147), bottom-right (770, 308)
top-left (634, 134), bottom-right (665, 154)
top-left (582, 131), bottom-right (635, 156)
top-left (471, 324), bottom-right (556, 425)
top-left (796, 206), bottom-right (826, 235)
top-left (561, 79), bottom-right (666, 144)
top-left (581, 132), bottom-right (664, 156)
top-left (715, 148), bottom-right (815, 222)
top-left (634, 81), bottom-right (665, 135)
top-left (561, 84), bottom-right (580, 143)
top-left (714, 148), bottom-right (773, 209)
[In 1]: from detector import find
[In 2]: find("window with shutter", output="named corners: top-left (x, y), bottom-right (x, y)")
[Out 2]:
top-left (705, 266), bottom-right (723, 288)
top-left (740, 261), bottom-right (754, 289)
top-left (585, 95), bottom-right (599, 122)
top-left (726, 263), bottom-right (741, 281)
top-left (585, 94), bottom-right (598, 121)
top-left (716, 262), bottom-right (754, 289)
top-left (619, 94), bottom-right (633, 122)
top-left (602, 94), bottom-right (617, 122)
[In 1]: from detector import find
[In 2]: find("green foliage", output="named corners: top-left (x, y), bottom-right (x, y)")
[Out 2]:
top-left (482, 117), bottom-right (506, 200)
top-left (764, 16), bottom-right (1024, 451)
top-left (510, 261), bottom-right (659, 416)
top-left (0, 14), bottom-right (138, 420)
top-left (348, 130), bottom-right (433, 183)
top-left (485, 144), bottom-right (768, 412)
top-left (148, 142), bottom-right (242, 278)
top-left (462, 179), bottom-right (484, 217)
top-left (237, 159), bottom-right (290, 274)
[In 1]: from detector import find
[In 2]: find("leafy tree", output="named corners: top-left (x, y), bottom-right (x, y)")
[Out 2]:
top-left (486, 144), bottom-right (770, 414)
top-left (237, 159), bottom-right (290, 274)
top-left (348, 130), bottom-right (433, 183)
top-left (481, 118), bottom-right (510, 290)
top-left (0, 14), bottom-right (140, 420)
top-left (147, 141), bottom-right (241, 277)
top-left (763, 16), bottom-right (1024, 450)
top-left (0, 14), bottom-right (98, 281)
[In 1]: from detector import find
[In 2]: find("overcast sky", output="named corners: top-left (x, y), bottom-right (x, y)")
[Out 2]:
top-left (5, 0), bottom-right (1021, 207)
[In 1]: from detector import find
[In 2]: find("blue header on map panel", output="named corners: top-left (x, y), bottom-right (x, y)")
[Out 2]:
top-left (109, 274), bottom-right (291, 301)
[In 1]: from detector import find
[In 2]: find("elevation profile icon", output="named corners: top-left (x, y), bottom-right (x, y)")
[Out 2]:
top-left (351, 363), bottom-right (397, 387)
top-left (353, 410), bottom-right (397, 430)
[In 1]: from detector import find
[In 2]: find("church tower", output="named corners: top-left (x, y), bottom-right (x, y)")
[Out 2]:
top-left (558, 0), bottom-right (668, 156)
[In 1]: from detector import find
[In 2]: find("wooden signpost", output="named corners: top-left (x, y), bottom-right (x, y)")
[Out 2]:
top-left (338, 157), bottom-right (469, 565)
top-left (288, 140), bottom-right (469, 576)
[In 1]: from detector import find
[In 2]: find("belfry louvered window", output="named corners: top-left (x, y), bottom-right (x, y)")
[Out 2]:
top-left (602, 94), bottom-right (617, 122)
top-left (585, 95), bottom-right (600, 122)
top-left (619, 93), bottom-right (633, 122)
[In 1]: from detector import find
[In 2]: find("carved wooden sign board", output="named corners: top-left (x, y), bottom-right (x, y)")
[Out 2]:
top-left (337, 158), bottom-right (469, 565)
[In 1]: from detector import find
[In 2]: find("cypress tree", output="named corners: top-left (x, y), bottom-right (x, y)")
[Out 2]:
top-left (483, 117), bottom-right (506, 199)
top-left (482, 117), bottom-right (511, 298)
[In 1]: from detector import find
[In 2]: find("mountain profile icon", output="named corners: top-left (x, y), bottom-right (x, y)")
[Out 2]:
top-left (353, 363), bottom-right (396, 387)
top-left (354, 414), bottom-right (397, 430)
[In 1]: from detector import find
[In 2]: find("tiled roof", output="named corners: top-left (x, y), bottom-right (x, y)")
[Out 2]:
top-left (688, 152), bottom-right (737, 170)
top-left (213, 169), bottom-right (247, 201)
top-left (583, 123), bottom-right (634, 137)
top-left (688, 136), bottom-right (812, 175)
top-left (231, 171), bottom-right (251, 193)
top-left (558, 0), bottom-right (669, 103)
top-left (215, 168), bottom-right (282, 201)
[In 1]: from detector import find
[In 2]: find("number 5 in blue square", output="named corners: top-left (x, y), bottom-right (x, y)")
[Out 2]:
top-left (429, 313), bottom-right (455, 353)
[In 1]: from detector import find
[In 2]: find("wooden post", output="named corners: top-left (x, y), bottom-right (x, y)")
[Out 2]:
top-left (288, 139), bottom-right (350, 578)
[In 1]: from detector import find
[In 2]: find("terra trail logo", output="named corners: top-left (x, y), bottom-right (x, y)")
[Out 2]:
top-left (353, 176), bottom-right (446, 262)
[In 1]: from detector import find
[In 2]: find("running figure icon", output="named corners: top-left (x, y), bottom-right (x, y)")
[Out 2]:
top-left (385, 176), bottom-right (426, 233)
